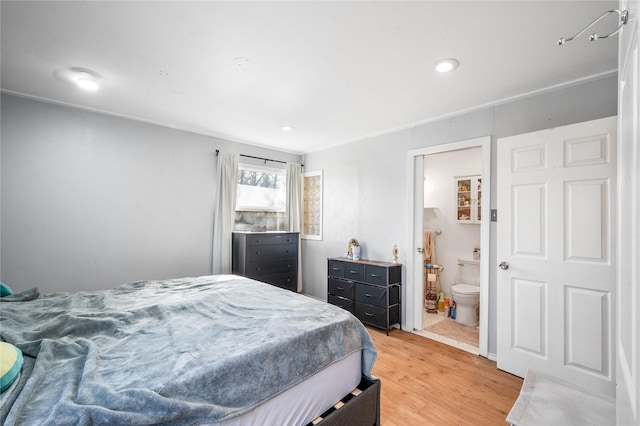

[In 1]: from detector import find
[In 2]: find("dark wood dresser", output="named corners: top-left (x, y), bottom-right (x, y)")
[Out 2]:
top-left (232, 232), bottom-right (299, 292)
top-left (327, 257), bottom-right (401, 334)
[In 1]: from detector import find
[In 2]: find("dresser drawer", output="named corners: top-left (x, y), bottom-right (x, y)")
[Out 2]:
top-left (245, 260), bottom-right (296, 279)
top-left (344, 263), bottom-right (364, 282)
top-left (262, 272), bottom-right (297, 292)
top-left (245, 233), bottom-right (297, 246)
top-left (328, 278), bottom-right (355, 299)
top-left (356, 283), bottom-right (399, 307)
top-left (355, 303), bottom-right (387, 328)
top-left (246, 243), bottom-right (297, 261)
top-left (364, 265), bottom-right (387, 286)
top-left (355, 303), bottom-right (399, 329)
top-left (328, 295), bottom-right (354, 313)
top-left (355, 283), bottom-right (388, 307)
top-left (328, 260), bottom-right (346, 278)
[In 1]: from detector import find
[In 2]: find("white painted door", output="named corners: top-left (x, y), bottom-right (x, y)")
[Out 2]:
top-left (616, 0), bottom-right (639, 423)
top-left (412, 154), bottom-right (425, 330)
top-left (497, 116), bottom-right (618, 397)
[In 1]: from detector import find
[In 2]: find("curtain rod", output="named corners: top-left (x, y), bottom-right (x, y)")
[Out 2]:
top-left (215, 150), bottom-right (304, 167)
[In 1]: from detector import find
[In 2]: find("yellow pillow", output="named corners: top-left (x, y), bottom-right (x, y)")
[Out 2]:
top-left (0, 342), bottom-right (23, 393)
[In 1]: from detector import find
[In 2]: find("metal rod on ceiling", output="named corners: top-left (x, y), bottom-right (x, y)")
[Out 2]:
top-left (215, 150), bottom-right (304, 167)
top-left (557, 9), bottom-right (628, 45)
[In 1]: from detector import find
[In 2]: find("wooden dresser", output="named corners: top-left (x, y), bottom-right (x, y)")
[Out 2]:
top-left (327, 257), bottom-right (401, 334)
top-left (232, 232), bottom-right (299, 292)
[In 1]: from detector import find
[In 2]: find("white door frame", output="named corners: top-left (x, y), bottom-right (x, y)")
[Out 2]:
top-left (616, 0), bottom-right (638, 421)
top-left (406, 136), bottom-right (491, 358)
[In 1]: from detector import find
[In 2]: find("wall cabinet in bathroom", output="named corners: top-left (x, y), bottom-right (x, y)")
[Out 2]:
top-left (455, 175), bottom-right (481, 223)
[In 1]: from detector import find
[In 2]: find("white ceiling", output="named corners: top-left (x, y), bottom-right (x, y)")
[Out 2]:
top-left (0, 1), bottom-right (619, 154)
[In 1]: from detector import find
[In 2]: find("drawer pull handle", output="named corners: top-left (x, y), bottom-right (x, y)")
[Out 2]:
top-left (336, 286), bottom-right (344, 291)
top-left (365, 312), bottom-right (374, 317)
top-left (332, 267), bottom-right (340, 271)
top-left (349, 270), bottom-right (358, 274)
top-left (370, 274), bottom-right (380, 278)
top-left (365, 293), bottom-right (373, 297)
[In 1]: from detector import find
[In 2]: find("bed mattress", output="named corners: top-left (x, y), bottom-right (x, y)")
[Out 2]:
top-left (218, 351), bottom-right (361, 426)
top-left (0, 275), bottom-right (377, 425)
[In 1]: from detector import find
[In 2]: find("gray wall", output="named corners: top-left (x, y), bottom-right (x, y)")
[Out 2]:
top-left (301, 75), bottom-right (618, 357)
top-left (1, 75), bottom-right (618, 356)
top-left (1, 94), bottom-right (301, 293)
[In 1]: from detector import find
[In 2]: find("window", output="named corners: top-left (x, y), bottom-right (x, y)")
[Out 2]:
top-left (234, 163), bottom-right (286, 232)
top-left (302, 170), bottom-right (323, 240)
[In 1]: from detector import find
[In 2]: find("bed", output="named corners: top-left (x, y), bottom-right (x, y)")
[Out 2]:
top-left (0, 275), bottom-right (380, 425)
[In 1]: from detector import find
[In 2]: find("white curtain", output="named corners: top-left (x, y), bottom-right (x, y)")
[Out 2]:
top-left (286, 163), bottom-right (303, 291)
top-left (212, 152), bottom-right (239, 275)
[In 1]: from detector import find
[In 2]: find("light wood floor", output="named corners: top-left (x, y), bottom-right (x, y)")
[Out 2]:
top-left (367, 326), bottom-right (523, 426)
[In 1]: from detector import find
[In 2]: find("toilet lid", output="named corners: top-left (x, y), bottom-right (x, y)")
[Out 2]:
top-left (452, 284), bottom-right (480, 294)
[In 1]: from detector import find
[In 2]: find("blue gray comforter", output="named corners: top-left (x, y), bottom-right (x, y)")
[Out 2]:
top-left (0, 275), bottom-right (377, 425)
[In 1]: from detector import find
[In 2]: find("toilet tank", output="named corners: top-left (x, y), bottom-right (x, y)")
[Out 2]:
top-left (457, 258), bottom-right (480, 285)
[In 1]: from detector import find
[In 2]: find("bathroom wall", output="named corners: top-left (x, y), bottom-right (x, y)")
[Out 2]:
top-left (424, 147), bottom-right (482, 299)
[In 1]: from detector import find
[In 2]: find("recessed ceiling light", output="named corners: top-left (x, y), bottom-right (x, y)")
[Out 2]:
top-left (76, 76), bottom-right (99, 91)
top-left (53, 67), bottom-right (102, 91)
top-left (435, 58), bottom-right (459, 73)
top-left (281, 125), bottom-right (293, 131)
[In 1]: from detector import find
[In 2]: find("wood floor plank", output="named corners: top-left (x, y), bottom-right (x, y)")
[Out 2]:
top-left (367, 327), bottom-right (523, 426)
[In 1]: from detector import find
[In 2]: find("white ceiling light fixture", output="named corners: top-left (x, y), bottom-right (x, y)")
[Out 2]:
top-left (76, 74), bottom-right (99, 91)
top-left (435, 58), bottom-right (459, 73)
top-left (53, 67), bottom-right (102, 91)
top-left (281, 125), bottom-right (293, 131)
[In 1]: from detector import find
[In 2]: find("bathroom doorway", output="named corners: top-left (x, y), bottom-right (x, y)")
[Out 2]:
top-left (406, 136), bottom-right (490, 358)
top-left (414, 147), bottom-right (482, 354)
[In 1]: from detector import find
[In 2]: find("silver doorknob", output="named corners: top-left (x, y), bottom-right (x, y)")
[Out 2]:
top-left (499, 262), bottom-right (509, 270)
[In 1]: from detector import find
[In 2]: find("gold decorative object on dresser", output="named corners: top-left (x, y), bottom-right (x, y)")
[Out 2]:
top-left (327, 257), bottom-right (401, 335)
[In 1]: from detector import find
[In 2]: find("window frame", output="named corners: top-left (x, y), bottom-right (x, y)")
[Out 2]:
top-left (235, 163), bottom-right (286, 213)
top-left (302, 170), bottom-right (323, 240)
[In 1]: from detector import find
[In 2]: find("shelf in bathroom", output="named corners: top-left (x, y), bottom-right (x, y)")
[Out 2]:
top-left (457, 257), bottom-right (480, 265)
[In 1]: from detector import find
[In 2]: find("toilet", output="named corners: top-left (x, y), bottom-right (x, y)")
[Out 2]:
top-left (451, 258), bottom-right (480, 327)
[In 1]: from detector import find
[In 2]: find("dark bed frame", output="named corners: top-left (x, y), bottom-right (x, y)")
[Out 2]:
top-left (306, 376), bottom-right (381, 426)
